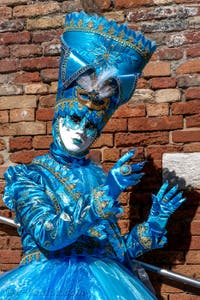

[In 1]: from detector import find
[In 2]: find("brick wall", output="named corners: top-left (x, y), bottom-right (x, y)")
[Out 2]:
top-left (0, 0), bottom-right (199, 299)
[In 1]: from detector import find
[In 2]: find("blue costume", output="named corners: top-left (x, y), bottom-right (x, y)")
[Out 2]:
top-left (0, 12), bottom-right (185, 300)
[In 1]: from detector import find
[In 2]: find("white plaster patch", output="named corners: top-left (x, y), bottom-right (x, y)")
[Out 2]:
top-left (162, 153), bottom-right (200, 189)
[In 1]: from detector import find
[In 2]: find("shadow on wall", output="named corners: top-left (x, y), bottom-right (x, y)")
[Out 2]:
top-left (129, 156), bottom-right (200, 299)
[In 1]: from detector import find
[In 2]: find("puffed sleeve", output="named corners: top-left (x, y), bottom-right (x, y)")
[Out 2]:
top-left (3, 165), bottom-right (104, 251)
top-left (124, 222), bottom-right (167, 258)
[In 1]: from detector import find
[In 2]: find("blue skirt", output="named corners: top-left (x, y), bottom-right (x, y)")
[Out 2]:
top-left (0, 256), bottom-right (157, 299)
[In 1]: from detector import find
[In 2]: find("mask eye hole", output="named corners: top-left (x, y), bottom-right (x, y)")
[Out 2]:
top-left (85, 121), bottom-right (96, 130)
top-left (70, 114), bottom-right (82, 124)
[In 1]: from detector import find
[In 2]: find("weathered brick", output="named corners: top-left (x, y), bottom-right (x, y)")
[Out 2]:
top-left (9, 236), bottom-right (22, 250)
top-left (127, 5), bottom-right (197, 22)
top-left (50, 81), bottom-right (58, 93)
top-left (0, 45), bottom-right (9, 58)
top-left (39, 94), bottom-right (56, 108)
top-left (130, 89), bottom-right (154, 102)
top-left (187, 46), bottom-right (200, 58)
top-left (169, 294), bottom-right (200, 300)
top-left (158, 48), bottom-right (183, 60)
top-left (186, 114), bottom-right (200, 128)
top-left (0, 139), bottom-right (6, 151)
top-left (32, 29), bottom-right (62, 44)
top-left (0, 181), bottom-right (5, 194)
top-left (189, 16), bottom-right (200, 29)
top-left (9, 137), bottom-right (32, 151)
top-left (43, 42), bottom-right (61, 56)
top-left (47, 121), bottom-right (52, 134)
top-left (21, 57), bottom-right (59, 71)
top-left (13, 71), bottom-right (40, 84)
top-left (147, 103), bottom-right (169, 116)
top-left (62, 0), bottom-right (83, 13)
top-left (36, 108), bottom-right (54, 121)
top-left (155, 89), bottom-right (181, 103)
top-left (0, 111), bottom-right (9, 123)
top-left (0, 95), bottom-right (37, 109)
top-left (185, 87), bottom-right (200, 99)
top-left (146, 145), bottom-right (183, 160)
top-left (172, 130), bottom-right (200, 143)
top-left (13, 2), bottom-right (60, 18)
top-left (103, 148), bottom-right (120, 162)
top-left (190, 220), bottom-right (200, 235)
top-left (175, 0), bottom-right (200, 2)
top-left (10, 108), bottom-right (35, 122)
top-left (40, 69), bottom-right (59, 83)
top-left (136, 78), bottom-right (149, 89)
top-left (113, 103), bottom-right (146, 118)
top-left (167, 32), bottom-right (200, 47)
top-left (10, 44), bottom-right (42, 58)
top-left (0, 59), bottom-right (19, 73)
top-left (128, 116), bottom-right (183, 131)
top-left (0, 237), bottom-right (8, 249)
top-left (141, 19), bottom-right (188, 33)
top-left (171, 100), bottom-right (200, 115)
top-left (0, 19), bottom-right (24, 33)
top-left (0, 32), bottom-right (31, 45)
top-left (27, 16), bottom-right (64, 30)
top-left (103, 118), bottom-right (127, 132)
top-left (186, 251), bottom-right (200, 264)
top-left (150, 77), bottom-right (176, 89)
top-left (184, 142), bottom-right (200, 152)
top-left (154, 0), bottom-right (173, 4)
top-left (10, 150), bottom-right (47, 164)
top-left (0, 250), bottom-right (22, 264)
top-left (0, 0), bottom-right (27, 4)
top-left (0, 154), bottom-right (4, 165)
top-left (33, 136), bottom-right (52, 149)
top-left (115, 0), bottom-right (153, 8)
top-left (24, 83), bottom-right (49, 95)
top-left (104, 11), bottom-right (125, 22)
top-left (177, 75), bottom-right (200, 87)
top-left (1, 122), bottom-right (46, 136)
top-left (115, 132), bottom-right (169, 147)
top-left (176, 60), bottom-right (200, 74)
top-left (143, 62), bottom-right (171, 77)
top-left (92, 134), bottom-right (113, 148)
top-left (0, 84), bottom-right (22, 96)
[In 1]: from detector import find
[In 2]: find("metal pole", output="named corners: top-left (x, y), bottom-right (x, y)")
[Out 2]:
top-left (132, 259), bottom-right (200, 289)
top-left (1, 215), bottom-right (200, 289)
top-left (0, 215), bottom-right (19, 228)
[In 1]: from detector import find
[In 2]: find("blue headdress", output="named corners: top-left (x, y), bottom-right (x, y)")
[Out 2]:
top-left (54, 11), bottom-right (156, 133)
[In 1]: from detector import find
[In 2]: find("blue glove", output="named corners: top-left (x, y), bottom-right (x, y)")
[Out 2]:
top-left (147, 181), bottom-right (186, 233)
top-left (106, 149), bottom-right (145, 200)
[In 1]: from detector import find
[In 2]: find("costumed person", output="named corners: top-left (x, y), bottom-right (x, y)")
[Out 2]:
top-left (0, 12), bottom-right (185, 300)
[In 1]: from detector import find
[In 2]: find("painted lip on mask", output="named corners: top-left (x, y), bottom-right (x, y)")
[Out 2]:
top-left (72, 138), bottom-right (83, 145)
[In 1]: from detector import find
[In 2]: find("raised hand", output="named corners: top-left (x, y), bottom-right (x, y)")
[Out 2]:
top-left (106, 149), bottom-right (145, 200)
top-left (147, 181), bottom-right (186, 233)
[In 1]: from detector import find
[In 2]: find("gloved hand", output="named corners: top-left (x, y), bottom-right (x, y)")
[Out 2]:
top-left (106, 149), bottom-right (145, 200)
top-left (147, 181), bottom-right (186, 233)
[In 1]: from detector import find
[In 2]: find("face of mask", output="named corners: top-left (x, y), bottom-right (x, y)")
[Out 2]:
top-left (58, 114), bottom-right (98, 156)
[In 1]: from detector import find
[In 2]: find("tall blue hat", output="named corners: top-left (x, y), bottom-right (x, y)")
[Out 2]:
top-left (55, 11), bottom-right (156, 133)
